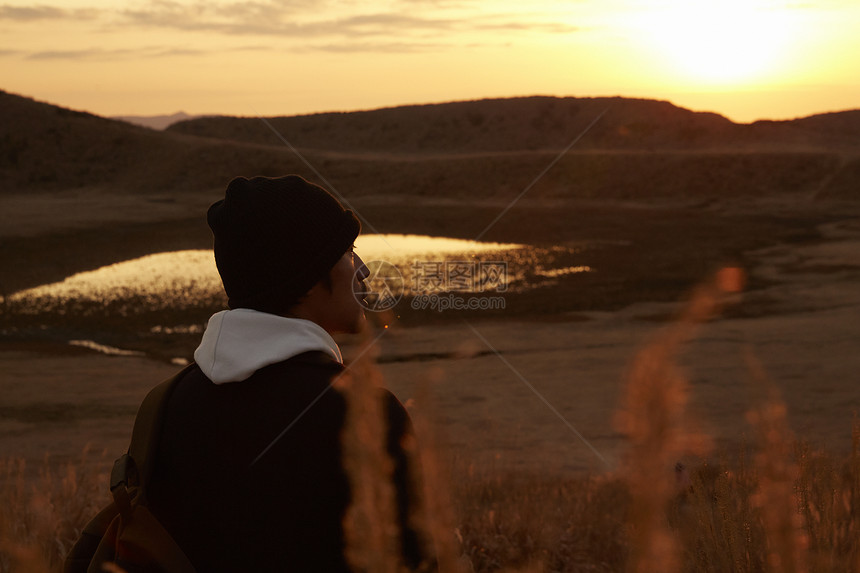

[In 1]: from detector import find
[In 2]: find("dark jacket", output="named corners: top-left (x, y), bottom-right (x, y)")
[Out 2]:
top-left (147, 352), bottom-right (424, 572)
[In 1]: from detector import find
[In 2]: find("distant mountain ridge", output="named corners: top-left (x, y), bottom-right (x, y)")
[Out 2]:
top-left (1, 89), bottom-right (858, 202)
top-left (113, 111), bottom-right (197, 130)
top-left (166, 96), bottom-right (860, 153)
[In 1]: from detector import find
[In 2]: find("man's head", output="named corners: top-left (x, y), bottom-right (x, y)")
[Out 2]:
top-left (207, 175), bottom-right (369, 333)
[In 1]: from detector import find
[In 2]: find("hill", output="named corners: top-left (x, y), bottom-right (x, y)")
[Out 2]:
top-left (789, 109), bottom-right (860, 138)
top-left (0, 90), bottom-right (314, 195)
top-left (166, 96), bottom-right (860, 153)
top-left (1, 90), bottom-right (858, 207)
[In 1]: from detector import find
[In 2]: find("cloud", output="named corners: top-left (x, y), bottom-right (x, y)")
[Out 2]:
top-left (310, 40), bottom-right (448, 53)
top-left (116, 1), bottom-right (579, 41)
top-left (115, 5), bottom-right (460, 38)
top-left (153, 47), bottom-right (208, 57)
top-left (0, 4), bottom-right (64, 20)
top-left (26, 46), bottom-right (208, 60)
top-left (477, 21), bottom-right (579, 34)
top-left (4, 0), bottom-right (583, 55)
top-left (0, 3), bottom-right (98, 21)
top-left (27, 48), bottom-right (123, 60)
top-left (337, 12), bottom-right (457, 32)
top-left (27, 47), bottom-right (138, 60)
top-left (211, 0), bottom-right (318, 21)
top-left (393, 0), bottom-right (478, 7)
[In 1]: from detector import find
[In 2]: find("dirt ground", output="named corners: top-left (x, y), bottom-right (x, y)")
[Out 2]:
top-left (2, 196), bottom-right (859, 479)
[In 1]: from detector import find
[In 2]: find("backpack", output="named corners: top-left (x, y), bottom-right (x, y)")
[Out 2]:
top-left (64, 364), bottom-right (198, 573)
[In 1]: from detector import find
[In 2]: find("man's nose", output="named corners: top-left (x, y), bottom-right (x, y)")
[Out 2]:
top-left (355, 254), bottom-right (370, 281)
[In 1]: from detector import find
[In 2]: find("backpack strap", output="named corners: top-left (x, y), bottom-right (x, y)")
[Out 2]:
top-left (107, 363), bottom-right (199, 573)
top-left (110, 363), bottom-right (197, 512)
top-left (63, 502), bottom-right (121, 573)
top-left (111, 505), bottom-right (198, 573)
top-left (111, 363), bottom-right (197, 498)
top-left (66, 363), bottom-right (200, 573)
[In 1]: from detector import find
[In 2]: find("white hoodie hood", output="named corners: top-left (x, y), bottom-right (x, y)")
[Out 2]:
top-left (193, 309), bottom-right (343, 384)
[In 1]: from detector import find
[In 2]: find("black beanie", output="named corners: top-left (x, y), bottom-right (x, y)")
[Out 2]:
top-left (207, 175), bottom-right (361, 313)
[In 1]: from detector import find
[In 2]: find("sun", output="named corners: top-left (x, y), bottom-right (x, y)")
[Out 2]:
top-left (636, 0), bottom-right (801, 86)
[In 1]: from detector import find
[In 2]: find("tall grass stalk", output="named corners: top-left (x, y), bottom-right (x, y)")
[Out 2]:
top-left (340, 335), bottom-right (403, 573)
top-left (613, 270), bottom-right (738, 573)
top-left (744, 351), bottom-right (808, 573)
top-left (408, 369), bottom-right (468, 573)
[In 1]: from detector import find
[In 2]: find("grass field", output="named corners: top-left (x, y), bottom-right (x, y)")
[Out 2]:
top-left (2, 281), bottom-right (858, 573)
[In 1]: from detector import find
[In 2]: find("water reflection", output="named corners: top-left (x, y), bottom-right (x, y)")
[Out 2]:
top-left (11, 250), bottom-right (221, 306)
top-left (535, 265), bottom-right (593, 278)
top-left (69, 339), bottom-right (144, 357)
top-left (7, 234), bottom-right (590, 319)
top-left (355, 234), bottom-right (522, 261)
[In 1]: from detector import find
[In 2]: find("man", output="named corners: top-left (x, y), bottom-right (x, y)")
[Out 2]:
top-left (147, 175), bottom-right (426, 571)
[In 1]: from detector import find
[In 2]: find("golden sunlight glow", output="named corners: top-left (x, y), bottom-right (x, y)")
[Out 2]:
top-left (636, 0), bottom-right (802, 86)
top-left (1, 0), bottom-right (857, 122)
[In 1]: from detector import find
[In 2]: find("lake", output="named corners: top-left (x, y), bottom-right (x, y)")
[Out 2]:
top-left (4, 234), bottom-right (592, 356)
top-left (9, 234), bottom-right (590, 309)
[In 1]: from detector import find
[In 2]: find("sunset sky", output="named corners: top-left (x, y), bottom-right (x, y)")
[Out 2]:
top-left (2, 0), bottom-right (858, 123)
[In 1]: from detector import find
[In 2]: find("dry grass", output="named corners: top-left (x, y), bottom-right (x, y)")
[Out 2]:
top-left (2, 271), bottom-right (859, 572)
top-left (445, 432), bottom-right (860, 573)
top-left (0, 449), bottom-right (107, 573)
top-left (2, 405), bottom-right (858, 573)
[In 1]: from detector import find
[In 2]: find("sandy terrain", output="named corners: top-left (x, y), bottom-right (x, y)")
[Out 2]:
top-left (3, 209), bottom-right (859, 480)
